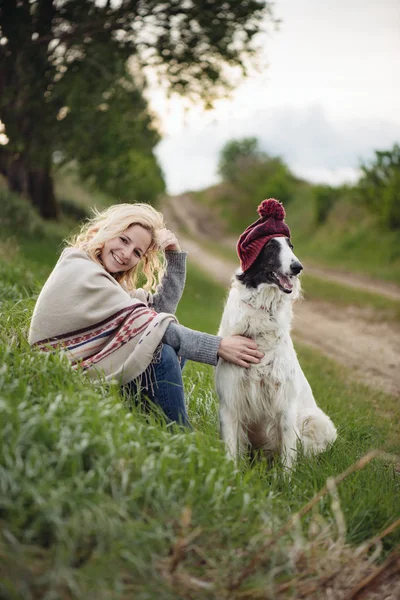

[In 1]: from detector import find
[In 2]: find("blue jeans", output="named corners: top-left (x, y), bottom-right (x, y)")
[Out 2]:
top-left (125, 344), bottom-right (190, 428)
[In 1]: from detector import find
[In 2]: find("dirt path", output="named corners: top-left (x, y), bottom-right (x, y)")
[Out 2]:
top-left (163, 195), bottom-right (400, 397)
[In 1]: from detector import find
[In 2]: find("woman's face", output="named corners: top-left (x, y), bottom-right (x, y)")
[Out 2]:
top-left (100, 224), bottom-right (153, 274)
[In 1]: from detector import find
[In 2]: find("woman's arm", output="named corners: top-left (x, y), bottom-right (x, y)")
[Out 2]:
top-left (162, 323), bottom-right (263, 367)
top-left (152, 251), bottom-right (188, 314)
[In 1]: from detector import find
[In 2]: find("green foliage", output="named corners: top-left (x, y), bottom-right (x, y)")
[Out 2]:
top-left (313, 184), bottom-right (339, 224)
top-left (213, 138), bottom-right (295, 231)
top-left (358, 143), bottom-right (400, 230)
top-left (234, 154), bottom-right (295, 206)
top-left (218, 137), bottom-right (266, 183)
top-left (0, 188), bottom-right (44, 236)
top-left (55, 47), bottom-right (165, 204)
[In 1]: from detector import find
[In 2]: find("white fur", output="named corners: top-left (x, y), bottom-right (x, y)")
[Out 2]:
top-left (216, 238), bottom-right (337, 470)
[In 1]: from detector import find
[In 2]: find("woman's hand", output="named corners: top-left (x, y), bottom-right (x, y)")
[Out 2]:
top-left (157, 228), bottom-right (181, 252)
top-left (217, 336), bottom-right (264, 368)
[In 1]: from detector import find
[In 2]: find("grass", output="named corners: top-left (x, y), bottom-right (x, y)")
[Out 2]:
top-left (1, 189), bottom-right (399, 598)
top-left (176, 263), bottom-right (228, 334)
top-left (301, 274), bottom-right (400, 322)
top-left (55, 163), bottom-right (114, 213)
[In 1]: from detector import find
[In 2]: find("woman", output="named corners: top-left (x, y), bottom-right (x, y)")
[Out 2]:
top-left (29, 203), bottom-right (263, 427)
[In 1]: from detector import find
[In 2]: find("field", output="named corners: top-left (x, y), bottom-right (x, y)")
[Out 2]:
top-left (1, 210), bottom-right (399, 599)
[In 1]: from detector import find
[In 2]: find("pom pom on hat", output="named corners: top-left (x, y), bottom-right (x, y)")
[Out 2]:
top-left (237, 198), bottom-right (291, 272)
top-left (257, 198), bottom-right (286, 220)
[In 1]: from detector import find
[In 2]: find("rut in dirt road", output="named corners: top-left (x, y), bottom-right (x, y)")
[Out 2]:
top-left (164, 201), bottom-right (400, 398)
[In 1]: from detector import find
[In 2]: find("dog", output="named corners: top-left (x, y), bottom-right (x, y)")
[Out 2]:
top-left (215, 236), bottom-right (337, 470)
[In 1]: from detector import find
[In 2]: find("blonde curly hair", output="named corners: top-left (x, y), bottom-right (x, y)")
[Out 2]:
top-left (67, 203), bottom-right (166, 292)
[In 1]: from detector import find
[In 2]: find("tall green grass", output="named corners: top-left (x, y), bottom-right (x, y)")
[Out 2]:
top-left (301, 274), bottom-right (400, 322)
top-left (1, 219), bottom-right (399, 599)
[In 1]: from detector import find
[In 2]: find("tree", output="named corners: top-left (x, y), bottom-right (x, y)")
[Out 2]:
top-left (215, 137), bottom-right (295, 231)
top-left (218, 137), bottom-right (267, 183)
top-left (218, 136), bottom-right (294, 205)
top-left (55, 47), bottom-right (166, 203)
top-left (358, 144), bottom-right (400, 230)
top-left (0, 0), bottom-right (273, 219)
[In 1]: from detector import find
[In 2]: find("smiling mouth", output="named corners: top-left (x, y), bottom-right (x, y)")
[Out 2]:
top-left (111, 252), bottom-right (125, 266)
top-left (269, 271), bottom-right (294, 294)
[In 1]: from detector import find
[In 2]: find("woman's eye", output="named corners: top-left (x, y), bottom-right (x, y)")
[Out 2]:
top-left (120, 237), bottom-right (128, 244)
top-left (134, 250), bottom-right (141, 257)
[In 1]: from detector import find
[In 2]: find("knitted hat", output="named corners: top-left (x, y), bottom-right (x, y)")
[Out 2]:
top-left (237, 198), bottom-right (291, 272)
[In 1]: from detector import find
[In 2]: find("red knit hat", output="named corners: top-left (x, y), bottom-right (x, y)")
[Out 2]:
top-left (237, 198), bottom-right (291, 271)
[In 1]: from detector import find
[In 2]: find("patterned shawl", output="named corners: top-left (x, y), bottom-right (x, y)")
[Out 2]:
top-left (28, 248), bottom-right (177, 385)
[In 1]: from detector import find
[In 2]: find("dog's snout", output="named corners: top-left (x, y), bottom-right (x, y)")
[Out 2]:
top-left (291, 261), bottom-right (303, 276)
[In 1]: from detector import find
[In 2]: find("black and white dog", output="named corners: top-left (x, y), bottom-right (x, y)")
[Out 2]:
top-left (215, 237), bottom-right (337, 470)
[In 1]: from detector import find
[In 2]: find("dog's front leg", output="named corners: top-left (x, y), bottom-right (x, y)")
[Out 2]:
top-left (220, 406), bottom-right (246, 464)
top-left (281, 410), bottom-right (299, 472)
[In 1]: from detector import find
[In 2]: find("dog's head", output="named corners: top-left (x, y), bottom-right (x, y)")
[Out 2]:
top-left (237, 237), bottom-right (303, 294)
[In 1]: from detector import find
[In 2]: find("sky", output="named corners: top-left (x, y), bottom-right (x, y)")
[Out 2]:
top-left (150, 0), bottom-right (400, 195)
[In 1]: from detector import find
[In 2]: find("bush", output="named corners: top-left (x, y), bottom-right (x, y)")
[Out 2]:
top-left (236, 158), bottom-right (295, 207)
top-left (216, 138), bottom-right (295, 230)
top-left (0, 188), bottom-right (44, 235)
top-left (218, 137), bottom-right (265, 183)
top-left (381, 170), bottom-right (400, 229)
top-left (358, 143), bottom-right (400, 230)
top-left (313, 184), bottom-right (339, 224)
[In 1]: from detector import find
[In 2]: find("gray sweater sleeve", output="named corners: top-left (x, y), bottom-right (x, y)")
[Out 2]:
top-left (162, 322), bottom-right (222, 366)
top-left (152, 251), bottom-right (188, 314)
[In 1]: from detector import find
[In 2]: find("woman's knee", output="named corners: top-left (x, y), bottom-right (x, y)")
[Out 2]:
top-left (161, 343), bottom-right (186, 371)
top-left (160, 343), bottom-right (178, 362)
top-left (158, 344), bottom-right (182, 374)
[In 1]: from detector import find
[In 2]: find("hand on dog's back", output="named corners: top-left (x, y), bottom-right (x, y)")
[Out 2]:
top-left (217, 335), bottom-right (264, 368)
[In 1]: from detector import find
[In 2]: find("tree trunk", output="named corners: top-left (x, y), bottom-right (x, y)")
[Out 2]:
top-left (28, 165), bottom-right (59, 220)
top-left (6, 155), bottom-right (29, 196)
top-left (0, 149), bottom-right (59, 220)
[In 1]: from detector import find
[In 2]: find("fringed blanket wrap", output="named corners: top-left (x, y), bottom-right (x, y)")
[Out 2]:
top-left (28, 248), bottom-right (177, 385)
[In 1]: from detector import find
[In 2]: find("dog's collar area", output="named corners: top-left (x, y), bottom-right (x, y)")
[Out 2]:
top-left (242, 300), bottom-right (270, 312)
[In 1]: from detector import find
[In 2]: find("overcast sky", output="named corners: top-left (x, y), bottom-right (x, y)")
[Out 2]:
top-left (151, 0), bottom-right (400, 195)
